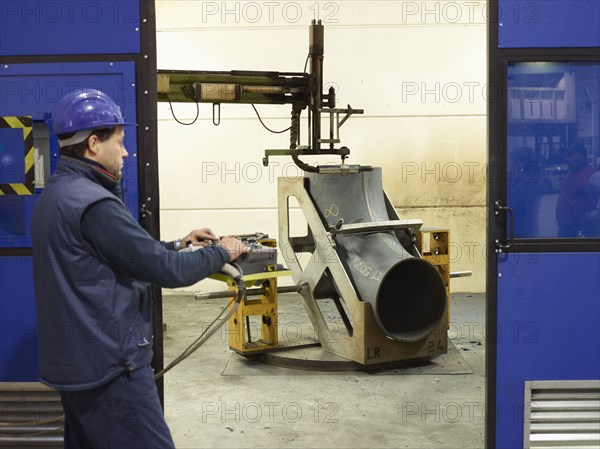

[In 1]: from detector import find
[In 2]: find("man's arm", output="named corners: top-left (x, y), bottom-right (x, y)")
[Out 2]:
top-left (81, 199), bottom-right (231, 288)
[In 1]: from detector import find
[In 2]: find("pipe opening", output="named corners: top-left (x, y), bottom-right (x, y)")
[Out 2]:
top-left (377, 258), bottom-right (447, 342)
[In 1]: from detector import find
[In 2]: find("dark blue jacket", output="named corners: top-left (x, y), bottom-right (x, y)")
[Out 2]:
top-left (32, 156), bottom-right (229, 391)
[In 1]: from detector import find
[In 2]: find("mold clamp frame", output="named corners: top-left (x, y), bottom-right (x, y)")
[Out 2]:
top-left (278, 176), bottom-right (449, 366)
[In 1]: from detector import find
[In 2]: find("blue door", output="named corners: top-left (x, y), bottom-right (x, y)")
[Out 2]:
top-left (0, 0), bottom-right (160, 388)
top-left (0, 62), bottom-right (138, 381)
top-left (488, 2), bottom-right (600, 448)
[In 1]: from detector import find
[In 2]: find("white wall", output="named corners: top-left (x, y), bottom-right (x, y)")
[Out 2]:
top-left (155, 1), bottom-right (488, 293)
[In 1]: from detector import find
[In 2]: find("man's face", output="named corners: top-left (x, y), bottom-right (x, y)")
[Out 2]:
top-left (95, 127), bottom-right (128, 178)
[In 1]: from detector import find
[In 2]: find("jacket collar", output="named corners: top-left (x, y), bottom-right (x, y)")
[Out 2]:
top-left (56, 155), bottom-right (124, 199)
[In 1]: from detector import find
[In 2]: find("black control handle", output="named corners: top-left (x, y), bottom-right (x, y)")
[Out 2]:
top-left (495, 201), bottom-right (514, 252)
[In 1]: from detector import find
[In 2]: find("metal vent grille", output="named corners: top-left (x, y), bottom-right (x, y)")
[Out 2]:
top-left (0, 382), bottom-right (63, 447)
top-left (524, 380), bottom-right (600, 449)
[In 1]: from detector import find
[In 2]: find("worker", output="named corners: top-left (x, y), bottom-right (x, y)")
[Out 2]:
top-left (555, 143), bottom-right (600, 237)
top-left (31, 89), bottom-right (248, 448)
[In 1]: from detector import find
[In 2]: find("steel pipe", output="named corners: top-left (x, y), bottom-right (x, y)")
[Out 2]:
top-left (307, 168), bottom-right (447, 342)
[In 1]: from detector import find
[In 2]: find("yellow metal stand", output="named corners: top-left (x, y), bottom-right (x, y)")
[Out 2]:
top-left (212, 270), bottom-right (291, 355)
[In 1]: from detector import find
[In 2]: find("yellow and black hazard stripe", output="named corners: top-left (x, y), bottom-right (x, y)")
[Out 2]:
top-left (0, 116), bottom-right (34, 195)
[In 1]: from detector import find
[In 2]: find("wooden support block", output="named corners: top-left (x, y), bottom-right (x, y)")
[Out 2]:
top-left (417, 229), bottom-right (451, 327)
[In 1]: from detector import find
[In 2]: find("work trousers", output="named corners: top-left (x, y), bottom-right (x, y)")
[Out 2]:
top-left (59, 365), bottom-right (175, 449)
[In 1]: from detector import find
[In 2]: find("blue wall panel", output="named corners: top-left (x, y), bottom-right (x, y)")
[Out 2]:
top-left (0, 0), bottom-right (147, 388)
top-left (0, 256), bottom-right (38, 381)
top-left (499, 0), bottom-right (600, 48)
top-left (495, 252), bottom-right (600, 449)
top-left (0, 62), bottom-right (137, 122)
top-left (0, 128), bottom-right (25, 184)
top-left (0, 195), bottom-right (38, 248)
top-left (0, 1), bottom-right (140, 56)
top-left (0, 62), bottom-right (139, 247)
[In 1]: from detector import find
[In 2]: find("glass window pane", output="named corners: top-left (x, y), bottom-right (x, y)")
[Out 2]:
top-left (507, 62), bottom-right (600, 238)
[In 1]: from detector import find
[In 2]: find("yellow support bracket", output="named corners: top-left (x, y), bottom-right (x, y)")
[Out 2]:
top-left (211, 269), bottom-right (292, 355)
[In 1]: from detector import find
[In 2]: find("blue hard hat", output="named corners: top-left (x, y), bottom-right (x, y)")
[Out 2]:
top-left (52, 89), bottom-right (135, 135)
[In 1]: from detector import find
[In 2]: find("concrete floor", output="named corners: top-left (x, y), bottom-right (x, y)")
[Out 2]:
top-left (162, 292), bottom-right (486, 449)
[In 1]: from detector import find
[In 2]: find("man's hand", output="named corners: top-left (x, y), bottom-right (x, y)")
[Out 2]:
top-left (180, 228), bottom-right (219, 248)
top-left (217, 236), bottom-right (250, 262)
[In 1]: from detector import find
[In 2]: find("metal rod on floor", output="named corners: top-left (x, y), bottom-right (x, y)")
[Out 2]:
top-left (450, 271), bottom-right (472, 278)
top-left (195, 285), bottom-right (302, 300)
